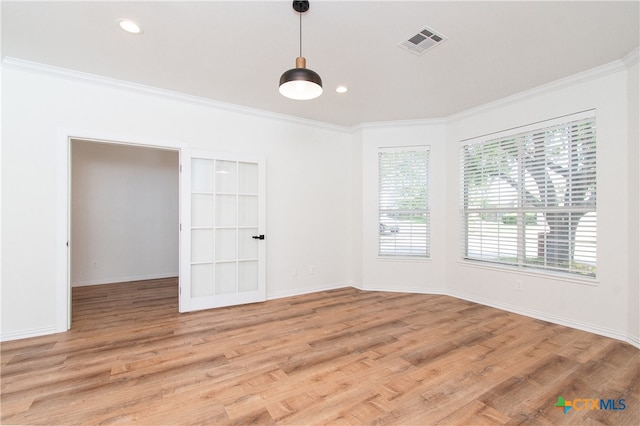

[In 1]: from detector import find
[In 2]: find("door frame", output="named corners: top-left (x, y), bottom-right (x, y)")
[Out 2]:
top-left (56, 128), bottom-right (184, 332)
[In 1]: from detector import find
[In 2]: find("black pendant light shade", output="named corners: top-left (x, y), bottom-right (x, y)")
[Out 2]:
top-left (279, 57), bottom-right (323, 100)
top-left (279, 0), bottom-right (323, 100)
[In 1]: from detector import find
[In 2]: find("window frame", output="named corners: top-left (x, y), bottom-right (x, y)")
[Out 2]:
top-left (378, 145), bottom-right (431, 259)
top-left (459, 111), bottom-right (597, 278)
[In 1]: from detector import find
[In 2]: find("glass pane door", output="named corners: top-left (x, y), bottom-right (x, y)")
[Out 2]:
top-left (180, 151), bottom-right (265, 312)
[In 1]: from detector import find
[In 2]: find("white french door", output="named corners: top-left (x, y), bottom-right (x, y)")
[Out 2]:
top-left (179, 150), bottom-right (266, 312)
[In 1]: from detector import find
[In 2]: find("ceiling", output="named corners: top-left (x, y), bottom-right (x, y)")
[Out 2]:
top-left (2, 1), bottom-right (638, 127)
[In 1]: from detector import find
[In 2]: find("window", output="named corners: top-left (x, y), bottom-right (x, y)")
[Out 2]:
top-left (460, 113), bottom-right (596, 277)
top-left (378, 147), bottom-right (430, 257)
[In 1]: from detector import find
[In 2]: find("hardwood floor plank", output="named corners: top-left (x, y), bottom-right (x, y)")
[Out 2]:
top-left (436, 400), bottom-right (512, 425)
top-left (1, 278), bottom-right (638, 425)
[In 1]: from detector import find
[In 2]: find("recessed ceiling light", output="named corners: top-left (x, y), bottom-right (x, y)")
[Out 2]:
top-left (336, 86), bottom-right (348, 94)
top-left (118, 19), bottom-right (143, 34)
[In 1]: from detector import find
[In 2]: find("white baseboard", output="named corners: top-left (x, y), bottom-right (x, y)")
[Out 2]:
top-left (359, 283), bottom-right (447, 295)
top-left (356, 283), bottom-right (639, 349)
top-left (1, 325), bottom-right (59, 342)
top-left (350, 281), bottom-right (364, 291)
top-left (267, 282), bottom-right (352, 301)
top-left (626, 332), bottom-right (640, 349)
top-left (445, 289), bottom-right (637, 349)
top-left (6, 280), bottom-right (639, 350)
top-left (72, 273), bottom-right (178, 287)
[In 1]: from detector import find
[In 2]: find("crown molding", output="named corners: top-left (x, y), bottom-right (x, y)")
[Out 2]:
top-left (622, 47), bottom-right (639, 67)
top-left (448, 50), bottom-right (637, 124)
top-left (1, 57), bottom-right (350, 134)
top-left (3, 49), bottom-right (638, 133)
top-left (356, 117), bottom-right (448, 131)
top-left (353, 49), bottom-right (638, 131)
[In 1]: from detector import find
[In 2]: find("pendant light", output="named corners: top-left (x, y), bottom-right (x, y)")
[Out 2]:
top-left (279, 0), bottom-right (323, 100)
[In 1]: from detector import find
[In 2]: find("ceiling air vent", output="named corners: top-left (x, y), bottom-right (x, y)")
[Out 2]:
top-left (398, 26), bottom-right (447, 55)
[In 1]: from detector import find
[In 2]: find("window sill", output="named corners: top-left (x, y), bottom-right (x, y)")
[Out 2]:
top-left (457, 259), bottom-right (598, 286)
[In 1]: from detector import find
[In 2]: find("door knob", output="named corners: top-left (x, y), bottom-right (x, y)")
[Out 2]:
top-left (252, 235), bottom-right (265, 240)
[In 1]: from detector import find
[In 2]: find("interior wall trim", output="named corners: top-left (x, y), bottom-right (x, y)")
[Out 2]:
top-left (0, 325), bottom-right (58, 343)
top-left (0, 57), bottom-right (350, 134)
top-left (628, 333), bottom-right (640, 349)
top-left (622, 47), bottom-right (640, 67)
top-left (353, 281), bottom-right (638, 349)
top-left (356, 47), bottom-right (639, 130)
top-left (72, 273), bottom-right (179, 288)
top-left (266, 282), bottom-right (352, 301)
top-left (2, 283), bottom-right (637, 349)
top-left (447, 50), bottom-right (636, 124)
top-left (359, 284), bottom-right (447, 296)
top-left (4, 48), bottom-right (637, 134)
top-left (446, 289), bottom-right (640, 350)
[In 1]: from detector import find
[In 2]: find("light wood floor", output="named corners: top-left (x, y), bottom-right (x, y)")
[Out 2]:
top-left (1, 278), bottom-right (638, 425)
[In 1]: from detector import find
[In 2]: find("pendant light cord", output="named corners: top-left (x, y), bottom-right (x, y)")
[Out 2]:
top-left (299, 12), bottom-right (302, 58)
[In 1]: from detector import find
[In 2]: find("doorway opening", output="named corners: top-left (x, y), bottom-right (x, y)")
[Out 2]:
top-left (68, 138), bottom-right (180, 328)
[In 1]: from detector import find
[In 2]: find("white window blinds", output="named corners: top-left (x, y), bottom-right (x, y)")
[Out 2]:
top-left (379, 147), bottom-right (430, 257)
top-left (460, 112), bottom-right (596, 277)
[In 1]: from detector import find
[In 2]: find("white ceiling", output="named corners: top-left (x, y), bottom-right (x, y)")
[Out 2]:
top-left (2, 1), bottom-right (638, 127)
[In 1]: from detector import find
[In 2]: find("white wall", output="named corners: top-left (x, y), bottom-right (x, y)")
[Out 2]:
top-left (71, 141), bottom-right (179, 286)
top-left (353, 57), bottom-right (639, 346)
top-left (357, 122), bottom-right (447, 294)
top-left (349, 130), bottom-right (363, 288)
top-left (444, 63), bottom-right (636, 343)
top-left (1, 64), bottom-right (353, 340)
top-left (2, 53), bottom-right (638, 346)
